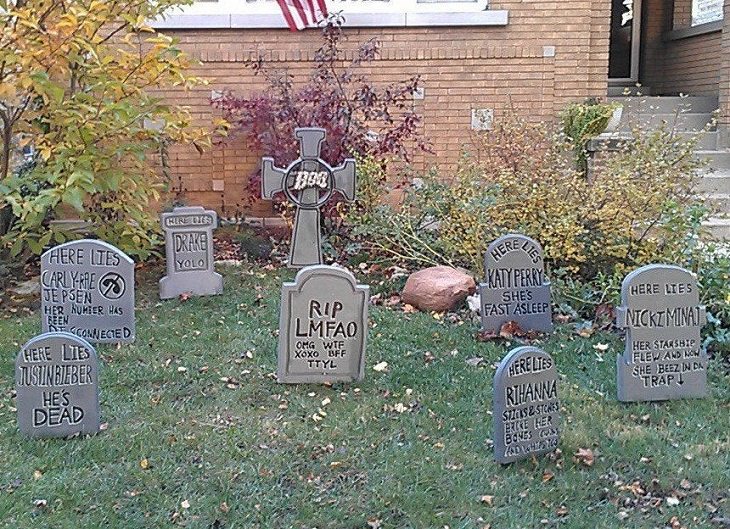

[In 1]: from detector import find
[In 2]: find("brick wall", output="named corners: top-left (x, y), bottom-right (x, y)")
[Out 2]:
top-left (642, 0), bottom-right (723, 97)
top-left (155, 0), bottom-right (610, 216)
top-left (720, 0), bottom-right (730, 145)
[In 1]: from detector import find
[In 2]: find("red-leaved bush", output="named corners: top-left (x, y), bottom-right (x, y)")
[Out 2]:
top-left (212, 14), bottom-right (429, 208)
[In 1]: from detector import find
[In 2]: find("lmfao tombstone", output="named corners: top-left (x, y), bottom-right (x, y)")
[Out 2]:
top-left (262, 128), bottom-right (356, 268)
top-left (15, 332), bottom-right (100, 438)
top-left (160, 206), bottom-right (223, 300)
top-left (493, 346), bottom-right (560, 464)
top-left (278, 266), bottom-right (368, 383)
top-left (616, 264), bottom-right (707, 402)
top-left (480, 234), bottom-right (552, 334)
top-left (41, 240), bottom-right (135, 343)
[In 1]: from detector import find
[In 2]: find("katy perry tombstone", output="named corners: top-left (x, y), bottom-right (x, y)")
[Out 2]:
top-left (15, 332), bottom-right (100, 438)
top-left (480, 234), bottom-right (553, 334)
top-left (159, 206), bottom-right (223, 299)
top-left (277, 266), bottom-right (368, 384)
top-left (41, 240), bottom-right (135, 343)
top-left (616, 264), bottom-right (707, 402)
top-left (262, 128), bottom-right (356, 268)
top-left (493, 346), bottom-right (560, 464)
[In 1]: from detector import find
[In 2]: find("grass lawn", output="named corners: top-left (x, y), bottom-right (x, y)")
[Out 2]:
top-left (0, 265), bottom-right (728, 529)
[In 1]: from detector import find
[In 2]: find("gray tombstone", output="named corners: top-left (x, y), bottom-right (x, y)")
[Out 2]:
top-left (277, 265), bottom-right (369, 383)
top-left (15, 332), bottom-right (100, 438)
top-left (493, 346), bottom-right (560, 464)
top-left (159, 206), bottom-right (223, 299)
top-left (261, 128), bottom-right (356, 268)
top-left (40, 239), bottom-right (135, 343)
top-left (616, 264), bottom-right (708, 402)
top-left (479, 234), bottom-right (553, 334)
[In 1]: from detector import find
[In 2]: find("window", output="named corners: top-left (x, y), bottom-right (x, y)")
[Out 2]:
top-left (154, 0), bottom-right (507, 28)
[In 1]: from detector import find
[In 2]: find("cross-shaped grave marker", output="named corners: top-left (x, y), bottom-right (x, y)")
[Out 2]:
top-left (261, 128), bottom-right (356, 268)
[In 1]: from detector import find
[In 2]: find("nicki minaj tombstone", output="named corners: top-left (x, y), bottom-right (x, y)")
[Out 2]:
top-left (493, 346), bottom-right (560, 464)
top-left (41, 240), bottom-right (135, 343)
top-left (480, 234), bottom-right (553, 334)
top-left (262, 128), bottom-right (356, 268)
top-left (616, 264), bottom-right (707, 402)
top-left (15, 332), bottom-right (100, 438)
top-left (277, 266), bottom-right (369, 384)
top-left (159, 206), bottom-right (223, 299)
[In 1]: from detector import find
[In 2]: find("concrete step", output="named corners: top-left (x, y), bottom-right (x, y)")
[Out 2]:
top-left (607, 86), bottom-right (652, 97)
top-left (696, 172), bottom-right (730, 194)
top-left (677, 131), bottom-right (718, 150)
top-left (703, 217), bottom-right (730, 240)
top-left (608, 95), bottom-right (719, 114)
top-left (695, 150), bottom-right (730, 170)
top-left (618, 112), bottom-right (716, 132)
top-left (702, 193), bottom-right (730, 214)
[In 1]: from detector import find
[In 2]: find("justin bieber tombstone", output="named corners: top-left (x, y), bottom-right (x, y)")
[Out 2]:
top-left (277, 266), bottom-right (368, 384)
top-left (160, 206), bottom-right (223, 299)
top-left (15, 332), bottom-right (100, 438)
top-left (616, 264), bottom-right (707, 402)
top-left (41, 240), bottom-right (135, 343)
top-left (480, 234), bottom-right (553, 334)
top-left (262, 128), bottom-right (356, 268)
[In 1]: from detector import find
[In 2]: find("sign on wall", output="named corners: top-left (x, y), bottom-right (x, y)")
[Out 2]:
top-left (692, 0), bottom-right (724, 26)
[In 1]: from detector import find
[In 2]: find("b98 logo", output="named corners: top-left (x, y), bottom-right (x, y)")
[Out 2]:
top-left (291, 171), bottom-right (329, 191)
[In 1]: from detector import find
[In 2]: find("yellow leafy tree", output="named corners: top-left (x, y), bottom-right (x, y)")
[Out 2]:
top-left (0, 0), bottom-right (216, 259)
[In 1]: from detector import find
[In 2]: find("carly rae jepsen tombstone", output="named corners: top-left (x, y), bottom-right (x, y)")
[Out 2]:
top-left (493, 346), bottom-right (560, 464)
top-left (40, 239), bottom-right (135, 343)
top-left (616, 264), bottom-right (708, 402)
top-left (480, 234), bottom-right (553, 334)
top-left (277, 265), bottom-right (368, 383)
top-left (159, 206), bottom-right (223, 300)
top-left (15, 332), bottom-right (100, 438)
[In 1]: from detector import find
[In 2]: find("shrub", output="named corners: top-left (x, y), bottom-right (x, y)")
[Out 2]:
top-left (212, 15), bottom-right (429, 212)
top-left (345, 111), bottom-right (709, 278)
top-left (0, 0), bottom-right (215, 260)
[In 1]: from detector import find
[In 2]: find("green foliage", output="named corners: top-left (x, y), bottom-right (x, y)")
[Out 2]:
top-left (0, 0), bottom-right (220, 260)
top-left (344, 111), bottom-right (729, 351)
top-left (561, 99), bottom-right (620, 170)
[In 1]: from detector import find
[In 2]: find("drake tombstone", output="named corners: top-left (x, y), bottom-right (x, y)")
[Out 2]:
top-left (493, 346), bottom-right (560, 464)
top-left (480, 234), bottom-right (552, 334)
top-left (616, 264), bottom-right (707, 402)
top-left (41, 240), bottom-right (135, 343)
top-left (15, 332), bottom-right (100, 438)
top-left (262, 128), bottom-right (356, 268)
top-left (159, 206), bottom-right (223, 299)
top-left (278, 265), bottom-right (368, 383)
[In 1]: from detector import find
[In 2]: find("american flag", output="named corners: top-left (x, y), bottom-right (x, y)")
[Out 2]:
top-left (276, 0), bottom-right (328, 31)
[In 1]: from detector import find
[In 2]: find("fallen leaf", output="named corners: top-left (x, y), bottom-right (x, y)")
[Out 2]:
top-left (466, 357), bottom-right (484, 367)
top-left (33, 499), bottom-right (47, 509)
top-left (499, 321), bottom-right (523, 339)
top-left (556, 505), bottom-right (569, 516)
top-left (542, 470), bottom-right (554, 483)
top-left (219, 502), bottom-right (230, 513)
top-left (480, 495), bottom-right (494, 505)
top-left (181, 499), bottom-right (190, 509)
top-left (179, 292), bottom-right (191, 302)
top-left (574, 448), bottom-right (594, 467)
top-left (33, 470), bottom-right (42, 480)
top-left (593, 343), bottom-right (609, 352)
top-left (666, 496), bottom-right (680, 506)
top-left (373, 361), bottom-right (388, 372)
top-left (140, 458), bottom-right (150, 470)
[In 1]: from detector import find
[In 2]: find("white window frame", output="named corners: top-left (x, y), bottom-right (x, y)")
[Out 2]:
top-left (153, 0), bottom-right (509, 29)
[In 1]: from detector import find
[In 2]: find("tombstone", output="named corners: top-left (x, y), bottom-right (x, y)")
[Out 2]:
top-left (480, 234), bottom-right (553, 334)
top-left (159, 206), bottom-right (223, 299)
top-left (15, 332), bottom-right (100, 438)
top-left (616, 264), bottom-right (708, 402)
top-left (277, 265), bottom-right (369, 383)
top-left (261, 128), bottom-right (356, 268)
top-left (40, 240), bottom-right (135, 344)
top-left (493, 346), bottom-right (560, 464)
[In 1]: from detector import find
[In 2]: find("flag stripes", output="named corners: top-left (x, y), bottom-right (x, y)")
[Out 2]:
top-left (276, 0), bottom-right (328, 31)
